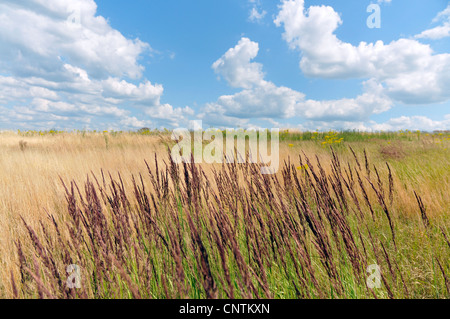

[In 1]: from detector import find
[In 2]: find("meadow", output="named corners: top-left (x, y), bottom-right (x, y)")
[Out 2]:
top-left (0, 129), bottom-right (448, 299)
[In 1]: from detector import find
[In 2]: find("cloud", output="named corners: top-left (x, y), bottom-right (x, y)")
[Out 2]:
top-left (200, 37), bottom-right (393, 127)
top-left (119, 116), bottom-right (151, 129)
top-left (205, 82), bottom-right (304, 120)
top-left (212, 38), bottom-right (265, 89)
top-left (0, 0), bottom-right (191, 130)
top-left (101, 78), bottom-right (164, 105)
top-left (299, 80), bottom-right (391, 122)
top-left (249, 7), bottom-right (267, 23)
top-left (206, 38), bottom-right (303, 122)
top-left (274, 0), bottom-right (450, 105)
top-left (371, 114), bottom-right (450, 131)
top-left (416, 4), bottom-right (450, 40)
top-left (197, 103), bottom-right (251, 128)
top-left (248, 0), bottom-right (267, 24)
top-left (0, 0), bottom-right (148, 80)
top-left (144, 104), bottom-right (194, 128)
top-left (292, 114), bottom-right (450, 133)
top-left (202, 38), bottom-right (301, 126)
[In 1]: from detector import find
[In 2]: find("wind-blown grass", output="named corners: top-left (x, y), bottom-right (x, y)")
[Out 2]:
top-left (11, 139), bottom-right (450, 299)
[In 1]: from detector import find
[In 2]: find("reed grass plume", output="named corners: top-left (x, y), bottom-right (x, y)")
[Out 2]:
top-left (0, 129), bottom-right (449, 299)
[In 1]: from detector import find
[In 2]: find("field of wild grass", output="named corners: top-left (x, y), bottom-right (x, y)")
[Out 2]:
top-left (0, 129), bottom-right (449, 299)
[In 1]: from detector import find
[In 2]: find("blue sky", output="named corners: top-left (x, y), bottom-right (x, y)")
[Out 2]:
top-left (0, 0), bottom-right (449, 131)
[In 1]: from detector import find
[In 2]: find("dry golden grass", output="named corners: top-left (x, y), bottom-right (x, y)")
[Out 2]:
top-left (0, 132), bottom-right (169, 295)
top-left (0, 130), bottom-right (448, 298)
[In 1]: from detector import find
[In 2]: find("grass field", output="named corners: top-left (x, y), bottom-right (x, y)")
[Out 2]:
top-left (0, 129), bottom-right (449, 299)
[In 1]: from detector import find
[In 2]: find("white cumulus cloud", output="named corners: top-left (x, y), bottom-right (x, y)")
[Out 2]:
top-left (0, 0), bottom-right (191, 130)
top-left (274, 0), bottom-right (450, 105)
top-left (201, 37), bottom-right (393, 127)
top-left (416, 4), bottom-right (450, 40)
